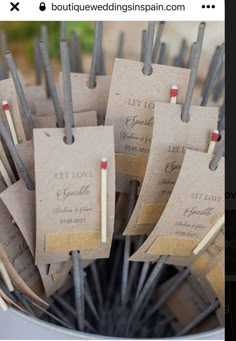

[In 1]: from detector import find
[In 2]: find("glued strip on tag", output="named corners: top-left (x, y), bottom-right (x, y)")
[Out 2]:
top-left (45, 231), bottom-right (101, 253)
top-left (147, 237), bottom-right (200, 257)
top-left (137, 203), bottom-right (166, 225)
top-left (115, 153), bottom-right (147, 178)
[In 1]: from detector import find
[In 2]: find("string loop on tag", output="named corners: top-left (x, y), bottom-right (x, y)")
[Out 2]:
top-left (60, 39), bottom-right (74, 144)
top-left (142, 21), bottom-right (155, 76)
top-left (89, 22), bottom-right (103, 89)
top-left (181, 22), bottom-right (206, 123)
top-left (209, 142), bottom-right (224, 171)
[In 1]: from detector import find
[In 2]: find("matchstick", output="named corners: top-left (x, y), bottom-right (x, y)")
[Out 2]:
top-left (207, 130), bottom-right (219, 154)
top-left (0, 158), bottom-right (12, 187)
top-left (101, 158), bottom-right (108, 243)
top-left (2, 100), bottom-right (18, 145)
top-left (193, 214), bottom-right (224, 255)
top-left (170, 85), bottom-right (178, 104)
top-left (0, 296), bottom-right (8, 311)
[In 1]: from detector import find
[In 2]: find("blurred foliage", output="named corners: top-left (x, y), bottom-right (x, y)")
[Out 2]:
top-left (0, 22), bottom-right (94, 60)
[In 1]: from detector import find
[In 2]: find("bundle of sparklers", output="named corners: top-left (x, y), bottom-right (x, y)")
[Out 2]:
top-left (0, 21), bottom-right (224, 338)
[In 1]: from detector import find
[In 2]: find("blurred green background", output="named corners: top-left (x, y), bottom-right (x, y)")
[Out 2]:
top-left (0, 22), bottom-right (94, 59)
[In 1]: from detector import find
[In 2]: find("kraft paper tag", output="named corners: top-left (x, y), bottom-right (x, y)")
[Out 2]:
top-left (0, 140), bottom-right (16, 184)
top-left (0, 245), bottom-right (47, 306)
top-left (37, 263), bottom-right (71, 297)
top-left (0, 181), bottom-right (41, 288)
top-left (48, 260), bottom-right (72, 276)
top-left (130, 149), bottom-right (224, 263)
top-left (105, 58), bottom-right (190, 193)
top-left (0, 179), bottom-right (36, 256)
top-left (24, 85), bottom-right (47, 115)
top-left (167, 227), bottom-right (224, 267)
top-left (191, 230), bottom-right (224, 274)
top-left (0, 179), bottom-right (72, 297)
top-left (34, 126), bottom-right (115, 265)
top-left (0, 79), bottom-right (26, 143)
top-left (124, 103), bottom-right (218, 236)
top-left (15, 140), bottom-right (34, 179)
top-left (158, 273), bottom-right (219, 332)
top-left (59, 73), bottom-right (111, 125)
top-left (206, 250), bottom-right (224, 306)
top-left (33, 110), bottom-right (98, 129)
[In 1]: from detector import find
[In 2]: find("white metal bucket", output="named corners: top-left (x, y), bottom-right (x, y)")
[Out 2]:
top-left (0, 308), bottom-right (224, 340)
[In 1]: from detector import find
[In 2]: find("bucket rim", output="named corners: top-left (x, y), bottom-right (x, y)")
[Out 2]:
top-left (8, 307), bottom-right (224, 340)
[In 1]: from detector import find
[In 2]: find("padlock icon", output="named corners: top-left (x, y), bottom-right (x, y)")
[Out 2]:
top-left (39, 2), bottom-right (46, 11)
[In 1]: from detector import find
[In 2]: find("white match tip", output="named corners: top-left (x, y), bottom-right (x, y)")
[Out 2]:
top-left (101, 158), bottom-right (107, 162)
top-left (2, 100), bottom-right (8, 105)
top-left (213, 129), bottom-right (219, 134)
top-left (171, 85), bottom-right (178, 89)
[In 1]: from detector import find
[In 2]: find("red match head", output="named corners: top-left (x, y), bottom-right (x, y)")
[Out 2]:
top-left (2, 100), bottom-right (9, 111)
top-left (211, 130), bottom-right (219, 142)
top-left (170, 85), bottom-right (178, 98)
top-left (101, 158), bottom-right (108, 170)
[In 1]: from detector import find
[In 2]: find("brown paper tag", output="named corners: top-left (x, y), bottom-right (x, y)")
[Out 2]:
top-left (34, 126), bottom-right (115, 264)
top-left (0, 179), bottom-right (36, 256)
top-left (105, 59), bottom-right (190, 193)
top-left (0, 140), bottom-right (16, 184)
top-left (191, 230), bottom-right (224, 274)
top-left (0, 79), bottom-right (26, 143)
top-left (48, 260), bottom-right (72, 276)
top-left (206, 250), bottom-right (224, 306)
top-left (130, 149), bottom-right (224, 263)
top-left (0, 243), bottom-right (46, 306)
top-left (24, 85), bottom-right (47, 115)
top-left (33, 111), bottom-right (97, 129)
top-left (124, 103), bottom-right (218, 236)
top-left (166, 227), bottom-right (224, 267)
top-left (0, 181), bottom-right (41, 288)
top-left (158, 273), bottom-right (219, 332)
top-left (59, 73), bottom-right (111, 124)
top-left (37, 263), bottom-right (71, 297)
top-left (0, 179), bottom-right (72, 297)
